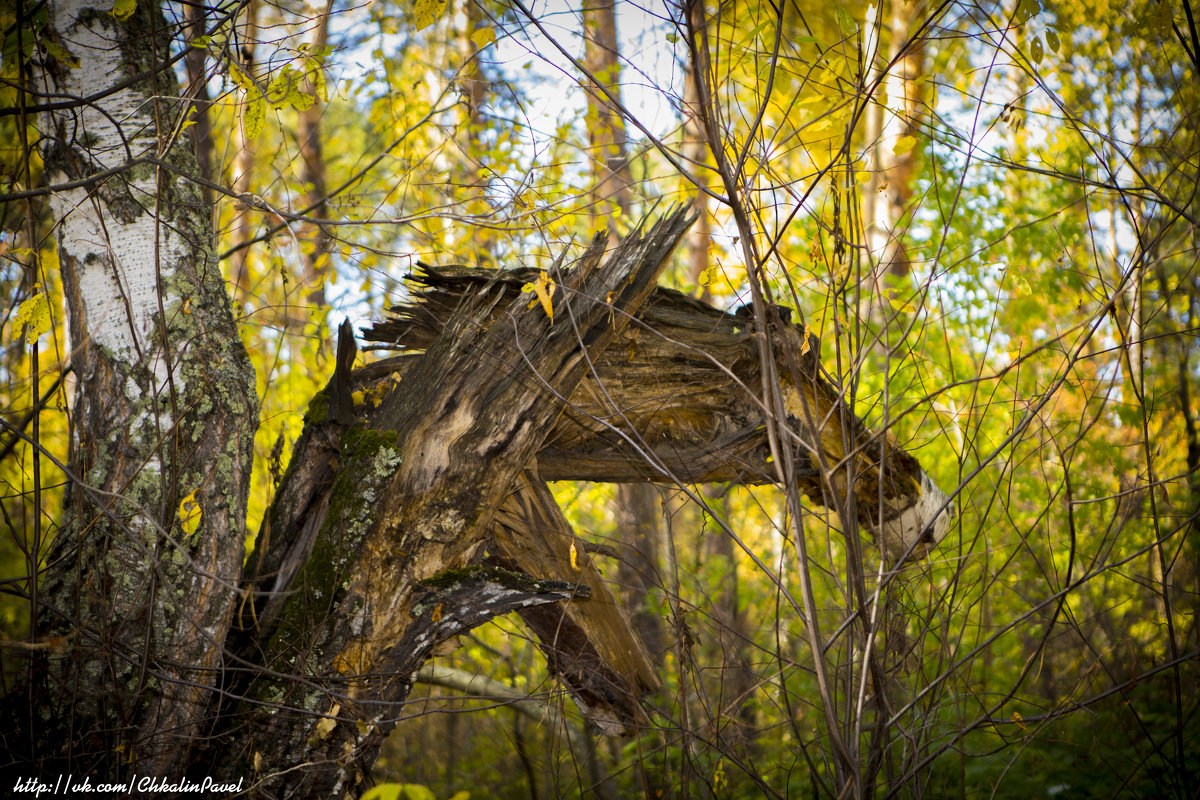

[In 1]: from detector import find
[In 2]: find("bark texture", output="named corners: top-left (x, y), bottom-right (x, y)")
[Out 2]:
top-left (364, 265), bottom-right (952, 560)
top-left (217, 209), bottom-right (695, 796)
top-left (864, 0), bottom-right (927, 279)
top-left (7, 0), bottom-right (258, 778)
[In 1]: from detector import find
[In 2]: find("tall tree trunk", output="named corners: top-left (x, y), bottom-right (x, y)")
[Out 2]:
top-left (705, 488), bottom-right (758, 753)
top-left (230, 0), bottom-right (261, 299)
top-left (583, 0), bottom-right (634, 227)
top-left (682, 0), bottom-right (714, 301)
top-left (863, 0), bottom-right (926, 280)
top-left (581, 0), bottom-right (666, 670)
top-left (613, 483), bottom-right (666, 665)
top-left (455, 0), bottom-right (496, 264)
top-left (296, 0), bottom-right (334, 313)
top-left (9, 0), bottom-right (258, 778)
top-left (183, 0), bottom-right (215, 207)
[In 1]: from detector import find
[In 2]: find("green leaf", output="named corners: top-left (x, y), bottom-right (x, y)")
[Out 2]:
top-left (413, 0), bottom-right (447, 31)
top-left (110, 0), bottom-right (136, 20)
top-left (360, 786), bottom-right (437, 800)
top-left (1030, 35), bottom-right (1044, 65)
top-left (1045, 28), bottom-right (1060, 53)
top-left (42, 40), bottom-right (79, 68)
top-left (1014, 0), bottom-right (1039, 26)
top-left (835, 7), bottom-right (855, 32)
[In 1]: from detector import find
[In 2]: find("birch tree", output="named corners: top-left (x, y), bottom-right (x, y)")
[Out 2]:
top-left (5, 0), bottom-right (258, 778)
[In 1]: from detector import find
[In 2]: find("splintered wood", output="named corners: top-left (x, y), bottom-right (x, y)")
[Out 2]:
top-left (361, 264), bottom-right (951, 562)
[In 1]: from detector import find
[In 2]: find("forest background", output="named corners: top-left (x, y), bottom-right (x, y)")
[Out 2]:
top-left (1, 0), bottom-right (1197, 797)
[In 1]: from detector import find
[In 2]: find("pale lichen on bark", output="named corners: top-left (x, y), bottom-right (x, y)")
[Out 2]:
top-left (17, 0), bottom-right (259, 778)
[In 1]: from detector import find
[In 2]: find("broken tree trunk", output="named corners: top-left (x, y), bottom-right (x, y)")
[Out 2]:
top-left (363, 266), bottom-right (952, 561)
top-left (216, 209), bottom-right (695, 796)
top-left (491, 472), bottom-right (659, 735)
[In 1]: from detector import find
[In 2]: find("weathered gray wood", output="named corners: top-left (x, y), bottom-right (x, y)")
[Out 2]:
top-left (491, 472), bottom-right (659, 735)
top-left (363, 267), bottom-right (951, 560)
top-left (222, 208), bottom-right (695, 796)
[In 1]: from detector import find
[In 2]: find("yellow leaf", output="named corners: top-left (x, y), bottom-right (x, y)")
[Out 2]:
top-left (315, 703), bottom-right (340, 740)
top-left (13, 290), bottom-right (50, 345)
top-left (569, 541), bottom-right (579, 571)
top-left (892, 135), bottom-right (918, 156)
top-left (413, 0), bottom-right (447, 31)
top-left (1012, 275), bottom-right (1031, 297)
top-left (242, 94), bottom-right (265, 140)
top-left (308, 63), bottom-right (328, 102)
top-left (229, 63), bottom-right (253, 90)
top-left (110, 0), bottom-right (136, 20)
top-left (178, 489), bottom-right (202, 536)
top-left (266, 69), bottom-right (297, 108)
top-left (886, 288), bottom-right (917, 314)
top-left (470, 27), bottom-right (496, 49)
top-left (431, 603), bottom-right (442, 623)
top-left (526, 272), bottom-right (554, 322)
top-left (806, 117), bottom-right (833, 136)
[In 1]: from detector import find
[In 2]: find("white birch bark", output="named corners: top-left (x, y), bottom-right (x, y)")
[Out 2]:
top-left (26, 0), bottom-right (258, 776)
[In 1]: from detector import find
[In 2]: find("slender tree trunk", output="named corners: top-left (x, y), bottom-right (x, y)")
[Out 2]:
top-left (613, 484), bottom-right (666, 665)
top-left (230, 0), bottom-right (261, 299)
top-left (682, 0), bottom-right (714, 301)
top-left (297, 0), bottom-right (334, 312)
top-left (583, 0), bottom-right (634, 227)
top-left (705, 488), bottom-right (758, 753)
top-left (863, 0), bottom-right (926, 281)
top-left (580, 0), bottom-right (666, 674)
top-left (9, 0), bottom-right (258, 778)
top-left (455, 0), bottom-right (496, 263)
top-left (183, 0), bottom-right (215, 208)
